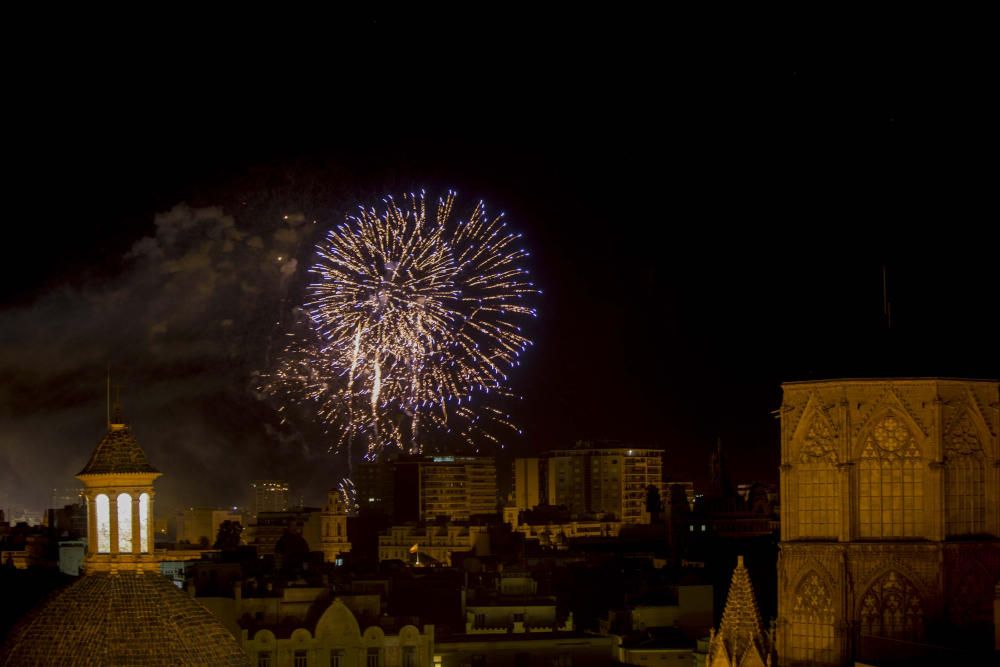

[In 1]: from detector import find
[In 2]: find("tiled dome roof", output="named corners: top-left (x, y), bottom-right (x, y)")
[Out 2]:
top-left (0, 572), bottom-right (248, 666)
top-left (77, 424), bottom-right (158, 475)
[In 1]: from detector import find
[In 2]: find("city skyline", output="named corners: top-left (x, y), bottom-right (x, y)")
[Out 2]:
top-left (2, 52), bottom-right (997, 514)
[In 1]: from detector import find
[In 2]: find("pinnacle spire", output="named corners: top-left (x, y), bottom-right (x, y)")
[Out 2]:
top-left (709, 555), bottom-right (773, 667)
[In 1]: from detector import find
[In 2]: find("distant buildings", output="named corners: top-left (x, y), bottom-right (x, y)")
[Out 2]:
top-left (175, 507), bottom-right (244, 546)
top-left (512, 444), bottom-right (666, 524)
top-left (357, 456), bottom-right (498, 522)
top-left (379, 523), bottom-right (489, 566)
top-left (249, 480), bottom-right (289, 518)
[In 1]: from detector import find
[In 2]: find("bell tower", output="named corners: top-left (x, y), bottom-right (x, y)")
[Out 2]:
top-left (76, 404), bottom-right (161, 573)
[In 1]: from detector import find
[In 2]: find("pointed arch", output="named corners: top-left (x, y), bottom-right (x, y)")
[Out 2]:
top-left (858, 570), bottom-right (924, 641)
top-left (787, 570), bottom-right (836, 664)
top-left (944, 409), bottom-right (986, 535)
top-left (794, 409), bottom-right (839, 537)
top-left (858, 411), bottom-right (924, 538)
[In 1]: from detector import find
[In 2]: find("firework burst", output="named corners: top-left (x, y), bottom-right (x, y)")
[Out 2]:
top-left (266, 190), bottom-right (537, 466)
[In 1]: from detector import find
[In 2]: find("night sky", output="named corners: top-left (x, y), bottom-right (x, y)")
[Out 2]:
top-left (2, 29), bottom-right (996, 514)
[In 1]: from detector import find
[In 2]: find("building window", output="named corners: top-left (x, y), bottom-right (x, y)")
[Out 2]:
top-left (117, 493), bottom-right (133, 553)
top-left (859, 570), bottom-right (923, 640)
top-left (95, 494), bottom-right (111, 553)
top-left (139, 493), bottom-right (150, 553)
top-left (474, 612), bottom-right (486, 628)
top-left (797, 414), bottom-right (839, 538)
top-left (330, 650), bottom-right (344, 667)
top-left (257, 652), bottom-right (272, 667)
top-left (367, 648), bottom-right (381, 667)
top-left (788, 572), bottom-right (835, 664)
top-left (293, 650), bottom-right (307, 667)
top-left (944, 412), bottom-right (986, 536)
top-left (858, 413), bottom-right (923, 538)
top-left (403, 647), bottom-right (416, 667)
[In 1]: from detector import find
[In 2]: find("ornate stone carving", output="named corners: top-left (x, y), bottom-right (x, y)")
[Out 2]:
top-left (861, 412), bottom-right (920, 463)
top-left (945, 411), bottom-right (982, 457)
top-left (800, 413), bottom-right (838, 463)
top-left (858, 571), bottom-right (924, 640)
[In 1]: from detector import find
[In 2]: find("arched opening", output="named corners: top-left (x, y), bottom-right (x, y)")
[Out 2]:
top-left (95, 494), bottom-right (111, 553)
top-left (788, 571), bottom-right (835, 664)
top-left (858, 413), bottom-right (923, 538)
top-left (139, 493), bottom-right (150, 553)
top-left (796, 414), bottom-right (839, 538)
top-left (117, 493), bottom-right (133, 553)
top-left (859, 571), bottom-right (923, 641)
top-left (944, 412), bottom-right (986, 536)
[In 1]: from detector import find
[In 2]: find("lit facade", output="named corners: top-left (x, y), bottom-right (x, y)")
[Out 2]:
top-left (777, 379), bottom-right (1000, 665)
top-left (249, 480), bottom-right (289, 518)
top-left (378, 524), bottom-right (488, 566)
top-left (546, 446), bottom-right (665, 523)
top-left (511, 457), bottom-right (541, 511)
top-left (175, 507), bottom-right (243, 546)
top-left (76, 418), bottom-right (161, 573)
top-left (320, 488), bottom-right (352, 563)
top-left (243, 598), bottom-right (434, 667)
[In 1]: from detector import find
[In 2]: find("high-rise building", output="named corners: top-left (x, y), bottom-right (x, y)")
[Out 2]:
top-left (358, 456), bottom-right (498, 522)
top-left (249, 480), bottom-right (289, 518)
top-left (777, 378), bottom-right (1000, 665)
top-left (545, 444), bottom-right (665, 523)
top-left (511, 457), bottom-right (542, 511)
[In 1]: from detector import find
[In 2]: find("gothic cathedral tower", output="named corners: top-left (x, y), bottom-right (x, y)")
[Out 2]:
top-left (777, 379), bottom-right (1000, 665)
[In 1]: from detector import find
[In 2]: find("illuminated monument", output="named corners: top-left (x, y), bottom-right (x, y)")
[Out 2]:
top-left (708, 555), bottom-right (775, 667)
top-left (75, 407), bottom-right (160, 572)
top-left (0, 409), bottom-right (248, 665)
top-left (777, 379), bottom-right (1000, 665)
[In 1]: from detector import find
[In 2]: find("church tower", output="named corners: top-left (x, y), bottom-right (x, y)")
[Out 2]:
top-left (76, 406), bottom-right (161, 573)
top-left (777, 379), bottom-right (1000, 665)
top-left (320, 488), bottom-right (352, 563)
top-left (708, 555), bottom-right (774, 667)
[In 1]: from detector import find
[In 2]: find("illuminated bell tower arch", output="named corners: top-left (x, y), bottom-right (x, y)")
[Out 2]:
top-left (76, 406), bottom-right (161, 573)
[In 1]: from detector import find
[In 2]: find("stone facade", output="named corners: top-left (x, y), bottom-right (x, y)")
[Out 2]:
top-left (707, 555), bottom-right (774, 667)
top-left (777, 378), bottom-right (1000, 665)
top-left (320, 489), bottom-right (352, 563)
top-left (242, 599), bottom-right (433, 667)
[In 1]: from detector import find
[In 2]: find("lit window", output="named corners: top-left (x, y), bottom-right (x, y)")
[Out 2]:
top-left (117, 493), bottom-right (133, 553)
top-left (96, 494), bottom-right (111, 553)
top-left (797, 414), bottom-right (840, 538)
top-left (139, 493), bottom-right (150, 553)
top-left (788, 572), bottom-right (835, 664)
top-left (944, 412), bottom-right (985, 536)
top-left (859, 414), bottom-right (923, 538)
